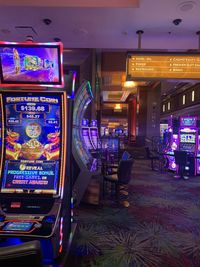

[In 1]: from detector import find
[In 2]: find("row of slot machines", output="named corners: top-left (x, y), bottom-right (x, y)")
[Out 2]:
top-left (82, 119), bottom-right (101, 151)
top-left (164, 116), bottom-right (200, 176)
top-left (82, 120), bottom-right (120, 159)
top-left (101, 127), bottom-right (128, 137)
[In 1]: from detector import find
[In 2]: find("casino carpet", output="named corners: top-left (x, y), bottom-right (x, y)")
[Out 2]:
top-left (67, 159), bottom-right (200, 267)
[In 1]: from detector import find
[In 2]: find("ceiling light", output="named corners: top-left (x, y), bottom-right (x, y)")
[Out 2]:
top-left (178, 1), bottom-right (196, 12)
top-left (124, 81), bottom-right (136, 88)
top-left (114, 104), bottom-right (122, 112)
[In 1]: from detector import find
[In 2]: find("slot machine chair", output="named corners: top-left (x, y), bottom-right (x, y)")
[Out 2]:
top-left (102, 150), bottom-right (132, 176)
top-left (102, 158), bottom-right (134, 205)
top-left (174, 150), bottom-right (188, 179)
top-left (0, 240), bottom-right (51, 267)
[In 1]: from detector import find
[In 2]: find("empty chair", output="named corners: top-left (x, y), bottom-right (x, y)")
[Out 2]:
top-left (103, 158), bottom-right (134, 201)
top-left (0, 240), bottom-right (44, 267)
top-left (102, 150), bottom-right (132, 176)
top-left (145, 147), bottom-right (159, 171)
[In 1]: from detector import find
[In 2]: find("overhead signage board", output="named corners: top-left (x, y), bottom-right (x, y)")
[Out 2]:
top-left (126, 53), bottom-right (200, 80)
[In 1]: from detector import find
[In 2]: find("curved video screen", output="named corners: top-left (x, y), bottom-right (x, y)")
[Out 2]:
top-left (0, 92), bottom-right (65, 195)
top-left (0, 42), bottom-right (64, 87)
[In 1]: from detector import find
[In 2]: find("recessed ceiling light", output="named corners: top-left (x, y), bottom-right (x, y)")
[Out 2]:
top-left (178, 1), bottom-right (196, 12)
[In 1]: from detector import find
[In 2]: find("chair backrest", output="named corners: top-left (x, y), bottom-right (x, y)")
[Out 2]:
top-left (0, 240), bottom-right (43, 267)
top-left (174, 150), bottom-right (187, 165)
top-left (117, 158), bottom-right (134, 184)
top-left (121, 150), bottom-right (132, 160)
top-left (145, 147), bottom-right (150, 159)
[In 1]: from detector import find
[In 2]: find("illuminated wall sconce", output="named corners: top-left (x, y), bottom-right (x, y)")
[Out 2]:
top-left (192, 90), bottom-right (195, 102)
top-left (162, 104), bottom-right (166, 112)
top-left (182, 95), bottom-right (186, 105)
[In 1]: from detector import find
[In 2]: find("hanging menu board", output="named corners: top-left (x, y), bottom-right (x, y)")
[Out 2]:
top-left (126, 53), bottom-right (200, 80)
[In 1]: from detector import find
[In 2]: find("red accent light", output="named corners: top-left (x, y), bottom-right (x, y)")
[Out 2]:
top-left (11, 202), bottom-right (21, 208)
top-left (59, 245), bottom-right (63, 253)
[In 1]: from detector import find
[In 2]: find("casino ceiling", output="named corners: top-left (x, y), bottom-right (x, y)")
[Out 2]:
top-left (0, 0), bottom-right (199, 102)
top-left (0, 0), bottom-right (199, 50)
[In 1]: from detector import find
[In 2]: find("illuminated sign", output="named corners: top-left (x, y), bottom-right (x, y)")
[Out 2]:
top-left (180, 117), bottom-right (197, 127)
top-left (126, 53), bottom-right (200, 80)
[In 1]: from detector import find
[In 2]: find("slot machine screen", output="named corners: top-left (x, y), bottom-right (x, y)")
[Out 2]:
top-left (102, 138), bottom-right (119, 152)
top-left (0, 92), bottom-right (65, 195)
top-left (180, 134), bottom-right (196, 144)
top-left (3, 222), bottom-right (33, 232)
top-left (0, 42), bottom-right (64, 87)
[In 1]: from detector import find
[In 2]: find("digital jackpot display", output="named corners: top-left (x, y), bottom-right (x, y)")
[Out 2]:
top-left (0, 42), bottom-right (64, 87)
top-left (0, 92), bottom-right (65, 195)
top-left (126, 53), bottom-right (200, 80)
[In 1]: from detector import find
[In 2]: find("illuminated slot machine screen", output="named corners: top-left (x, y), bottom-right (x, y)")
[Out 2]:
top-left (82, 128), bottom-right (93, 150)
top-left (180, 133), bottom-right (196, 144)
top-left (115, 129), bottom-right (123, 136)
top-left (0, 41), bottom-right (64, 87)
top-left (101, 138), bottom-right (119, 152)
top-left (90, 128), bottom-right (98, 149)
top-left (0, 92), bottom-right (66, 195)
top-left (179, 133), bottom-right (196, 152)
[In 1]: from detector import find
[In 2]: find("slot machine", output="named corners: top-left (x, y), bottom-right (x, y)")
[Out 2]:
top-left (196, 135), bottom-right (200, 175)
top-left (72, 81), bottom-right (98, 206)
top-left (101, 137), bottom-right (120, 164)
top-left (0, 41), bottom-right (72, 263)
top-left (179, 116), bottom-right (198, 176)
top-left (164, 117), bottom-right (179, 172)
top-left (82, 118), bottom-right (94, 150)
top-left (0, 97), bottom-right (2, 176)
top-left (90, 119), bottom-right (100, 150)
top-left (163, 127), bottom-right (178, 171)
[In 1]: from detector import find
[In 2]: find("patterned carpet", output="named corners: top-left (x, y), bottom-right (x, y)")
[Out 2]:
top-left (67, 159), bottom-right (200, 267)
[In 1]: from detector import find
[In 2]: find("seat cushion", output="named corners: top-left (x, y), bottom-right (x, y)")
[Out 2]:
top-left (104, 173), bottom-right (118, 182)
